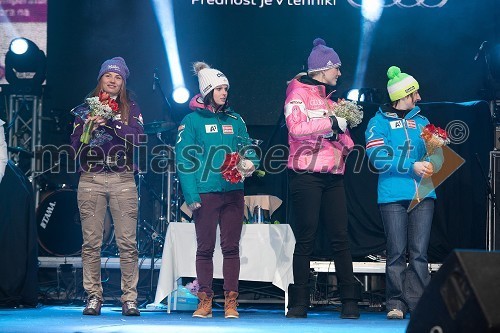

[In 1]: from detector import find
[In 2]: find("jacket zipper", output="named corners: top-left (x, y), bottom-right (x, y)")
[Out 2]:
top-left (216, 114), bottom-right (226, 191)
top-left (402, 118), bottom-right (420, 202)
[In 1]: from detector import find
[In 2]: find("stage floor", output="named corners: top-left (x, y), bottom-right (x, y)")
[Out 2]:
top-left (0, 304), bottom-right (409, 333)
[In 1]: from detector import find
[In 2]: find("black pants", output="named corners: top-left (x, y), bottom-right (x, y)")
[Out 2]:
top-left (288, 170), bottom-right (358, 298)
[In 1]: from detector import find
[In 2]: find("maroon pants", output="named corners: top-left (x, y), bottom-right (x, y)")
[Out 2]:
top-left (192, 190), bottom-right (244, 296)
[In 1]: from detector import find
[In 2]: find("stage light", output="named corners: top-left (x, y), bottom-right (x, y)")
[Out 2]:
top-left (10, 38), bottom-right (29, 55)
top-left (345, 88), bottom-right (380, 103)
top-left (5, 37), bottom-right (46, 95)
top-left (347, 89), bottom-right (363, 102)
top-left (151, 0), bottom-right (189, 104)
top-left (361, 0), bottom-right (383, 22)
top-left (172, 87), bottom-right (190, 104)
top-left (352, 0), bottom-right (384, 91)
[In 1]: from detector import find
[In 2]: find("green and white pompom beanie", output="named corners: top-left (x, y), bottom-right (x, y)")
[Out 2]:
top-left (386, 66), bottom-right (419, 102)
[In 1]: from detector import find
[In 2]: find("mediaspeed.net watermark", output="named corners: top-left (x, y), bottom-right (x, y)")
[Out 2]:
top-left (36, 140), bottom-right (463, 179)
top-left (34, 119), bottom-right (468, 181)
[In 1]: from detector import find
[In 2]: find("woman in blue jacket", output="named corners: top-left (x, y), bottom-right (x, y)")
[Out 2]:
top-left (365, 66), bottom-right (443, 320)
top-left (175, 62), bottom-right (259, 319)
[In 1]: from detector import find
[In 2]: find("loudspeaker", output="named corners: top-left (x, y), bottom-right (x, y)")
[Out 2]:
top-left (495, 128), bottom-right (500, 150)
top-left (407, 250), bottom-right (500, 333)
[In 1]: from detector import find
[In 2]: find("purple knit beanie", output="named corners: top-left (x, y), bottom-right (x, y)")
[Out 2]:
top-left (97, 57), bottom-right (130, 82)
top-left (307, 38), bottom-right (341, 73)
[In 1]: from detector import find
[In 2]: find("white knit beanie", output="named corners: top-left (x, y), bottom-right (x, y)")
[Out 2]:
top-left (193, 62), bottom-right (229, 98)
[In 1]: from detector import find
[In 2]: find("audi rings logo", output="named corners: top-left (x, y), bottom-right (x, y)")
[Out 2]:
top-left (347, 0), bottom-right (448, 8)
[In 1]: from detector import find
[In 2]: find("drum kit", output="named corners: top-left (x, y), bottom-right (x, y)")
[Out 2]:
top-left (35, 120), bottom-right (182, 257)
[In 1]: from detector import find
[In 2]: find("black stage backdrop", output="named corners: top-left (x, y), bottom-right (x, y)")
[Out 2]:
top-left (0, 161), bottom-right (38, 307)
top-left (1, 1), bottom-right (496, 265)
top-left (40, 1), bottom-right (498, 127)
top-left (246, 101), bottom-right (493, 262)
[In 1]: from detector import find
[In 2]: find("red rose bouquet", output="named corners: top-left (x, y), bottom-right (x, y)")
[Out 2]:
top-left (221, 152), bottom-right (244, 184)
top-left (420, 124), bottom-right (450, 157)
top-left (80, 91), bottom-right (120, 144)
top-left (221, 152), bottom-right (264, 184)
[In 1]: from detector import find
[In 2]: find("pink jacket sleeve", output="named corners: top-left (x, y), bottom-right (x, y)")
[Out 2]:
top-left (284, 91), bottom-right (332, 138)
top-left (336, 129), bottom-right (355, 155)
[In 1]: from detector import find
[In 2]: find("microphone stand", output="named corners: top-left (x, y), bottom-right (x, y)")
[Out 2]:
top-left (30, 159), bottom-right (62, 207)
top-left (153, 70), bottom-right (173, 118)
top-left (475, 41), bottom-right (498, 120)
top-left (476, 153), bottom-right (495, 251)
top-left (140, 219), bottom-right (165, 307)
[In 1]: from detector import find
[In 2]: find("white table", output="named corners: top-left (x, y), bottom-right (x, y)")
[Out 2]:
top-left (152, 222), bottom-right (295, 312)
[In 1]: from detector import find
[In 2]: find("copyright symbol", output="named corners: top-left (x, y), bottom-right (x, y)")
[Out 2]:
top-left (445, 120), bottom-right (469, 144)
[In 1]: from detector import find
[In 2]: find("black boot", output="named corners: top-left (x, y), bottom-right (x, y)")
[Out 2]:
top-left (339, 282), bottom-right (362, 319)
top-left (286, 284), bottom-right (310, 318)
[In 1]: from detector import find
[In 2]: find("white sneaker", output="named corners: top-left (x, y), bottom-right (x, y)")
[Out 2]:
top-left (387, 309), bottom-right (404, 319)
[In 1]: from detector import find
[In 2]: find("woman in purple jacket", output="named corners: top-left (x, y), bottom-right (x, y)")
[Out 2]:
top-left (70, 57), bottom-right (144, 317)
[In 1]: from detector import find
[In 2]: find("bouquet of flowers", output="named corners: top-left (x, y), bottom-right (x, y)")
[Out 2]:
top-left (221, 153), bottom-right (265, 183)
top-left (410, 123), bottom-right (450, 210)
top-left (221, 152), bottom-right (250, 183)
top-left (73, 91), bottom-right (119, 145)
top-left (220, 136), bottom-right (265, 184)
top-left (420, 124), bottom-right (450, 156)
top-left (331, 98), bottom-right (364, 128)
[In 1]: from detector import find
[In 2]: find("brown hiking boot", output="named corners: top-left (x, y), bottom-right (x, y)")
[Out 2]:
top-left (224, 291), bottom-right (239, 319)
top-left (192, 292), bottom-right (213, 318)
top-left (122, 300), bottom-right (140, 316)
top-left (83, 296), bottom-right (102, 316)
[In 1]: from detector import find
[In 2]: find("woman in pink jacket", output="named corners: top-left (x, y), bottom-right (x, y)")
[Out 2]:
top-left (285, 38), bottom-right (361, 319)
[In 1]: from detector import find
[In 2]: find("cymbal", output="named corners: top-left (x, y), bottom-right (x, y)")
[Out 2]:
top-left (7, 146), bottom-right (34, 157)
top-left (143, 121), bottom-right (177, 134)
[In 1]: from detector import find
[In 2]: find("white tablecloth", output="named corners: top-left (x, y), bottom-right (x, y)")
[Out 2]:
top-left (152, 222), bottom-right (295, 311)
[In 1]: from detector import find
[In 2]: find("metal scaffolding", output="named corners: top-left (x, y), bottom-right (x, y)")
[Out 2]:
top-left (7, 94), bottom-right (42, 204)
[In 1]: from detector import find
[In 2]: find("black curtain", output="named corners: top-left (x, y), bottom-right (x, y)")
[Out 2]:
top-left (245, 122), bottom-right (289, 225)
top-left (0, 161), bottom-right (38, 307)
top-left (422, 101), bottom-right (493, 261)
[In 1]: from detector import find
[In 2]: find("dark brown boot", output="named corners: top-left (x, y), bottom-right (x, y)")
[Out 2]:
top-left (83, 296), bottom-right (102, 316)
top-left (122, 300), bottom-right (140, 316)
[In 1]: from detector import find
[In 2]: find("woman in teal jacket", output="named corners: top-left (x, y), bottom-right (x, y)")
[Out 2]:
top-left (365, 66), bottom-right (443, 320)
top-left (175, 62), bottom-right (259, 319)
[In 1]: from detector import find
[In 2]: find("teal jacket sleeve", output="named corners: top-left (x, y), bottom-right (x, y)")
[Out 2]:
top-left (175, 116), bottom-right (201, 205)
top-left (365, 116), bottom-right (415, 175)
top-left (237, 116), bottom-right (260, 169)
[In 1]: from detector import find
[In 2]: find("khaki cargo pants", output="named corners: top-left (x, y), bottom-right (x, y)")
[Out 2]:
top-left (77, 172), bottom-right (139, 302)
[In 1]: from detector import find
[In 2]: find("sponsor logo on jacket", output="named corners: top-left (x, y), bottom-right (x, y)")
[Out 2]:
top-left (309, 98), bottom-right (325, 107)
top-left (205, 124), bottom-right (218, 133)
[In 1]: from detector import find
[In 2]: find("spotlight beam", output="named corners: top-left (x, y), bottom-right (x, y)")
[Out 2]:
top-left (353, 0), bottom-right (383, 89)
top-left (151, 0), bottom-right (190, 104)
